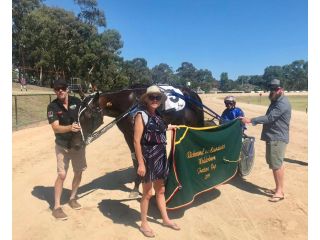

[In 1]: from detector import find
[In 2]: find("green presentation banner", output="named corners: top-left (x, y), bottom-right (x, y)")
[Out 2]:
top-left (165, 119), bottom-right (242, 210)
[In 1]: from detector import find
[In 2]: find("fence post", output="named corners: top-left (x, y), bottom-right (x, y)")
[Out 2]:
top-left (13, 93), bottom-right (56, 130)
top-left (14, 95), bottom-right (18, 130)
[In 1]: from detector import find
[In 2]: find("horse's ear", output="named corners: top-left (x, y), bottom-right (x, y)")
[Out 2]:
top-left (94, 91), bottom-right (100, 101)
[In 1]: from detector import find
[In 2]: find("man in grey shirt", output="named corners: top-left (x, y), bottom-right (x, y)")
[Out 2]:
top-left (241, 79), bottom-right (291, 202)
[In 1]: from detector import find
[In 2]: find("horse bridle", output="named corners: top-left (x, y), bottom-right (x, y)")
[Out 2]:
top-left (77, 93), bottom-right (139, 145)
top-left (77, 94), bottom-right (103, 144)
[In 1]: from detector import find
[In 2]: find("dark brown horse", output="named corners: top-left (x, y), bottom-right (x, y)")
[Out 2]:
top-left (76, 86), bottom-right (205, 197)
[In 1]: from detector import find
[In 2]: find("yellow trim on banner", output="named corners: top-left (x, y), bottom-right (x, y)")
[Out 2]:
top-left (177, 124), bottom-right (220, 131)
top-left (174, 124), bottom-right (220, 145)
top-left (175, 126), bottom-right (189, 145)
top-left (223, 157), bottom-right (241, 163)
top-left (166, 168), bottom-right (238, 211)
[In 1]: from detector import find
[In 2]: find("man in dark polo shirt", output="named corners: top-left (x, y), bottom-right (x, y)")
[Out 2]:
top-left (47, 79), bottom-right (86, 220)
top-left (241, 79), bottom-right (291, 203)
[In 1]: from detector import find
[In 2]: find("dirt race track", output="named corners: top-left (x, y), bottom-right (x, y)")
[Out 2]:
top-left (12, 93), bottom-right (308, 240)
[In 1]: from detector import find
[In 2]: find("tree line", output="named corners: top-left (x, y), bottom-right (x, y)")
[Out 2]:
top-left (12, 0), bottom-right (308, 92)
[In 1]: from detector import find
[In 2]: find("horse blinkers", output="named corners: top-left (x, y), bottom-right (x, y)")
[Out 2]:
top-left (77, 93), bottom-right (103, 145)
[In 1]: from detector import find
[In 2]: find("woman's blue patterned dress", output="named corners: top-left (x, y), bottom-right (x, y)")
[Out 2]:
top-left (138, 110), bottom-right (169, 183)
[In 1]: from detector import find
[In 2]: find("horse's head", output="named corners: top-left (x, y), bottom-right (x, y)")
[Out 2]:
top-left (98, 89), bottom-right (142, 117)
top-left (70, 92), bottom-right (104, 149)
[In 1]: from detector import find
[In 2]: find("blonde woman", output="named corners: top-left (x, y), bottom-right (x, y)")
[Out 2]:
top-left (133, 85), bottom-right (180, 237)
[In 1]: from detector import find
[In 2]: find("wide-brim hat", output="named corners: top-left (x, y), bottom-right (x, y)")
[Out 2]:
top-left (140, 85), bottom-right (167, 104)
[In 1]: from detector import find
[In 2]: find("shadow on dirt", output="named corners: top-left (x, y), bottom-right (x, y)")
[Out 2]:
top-left (228, 174), bottom-right (272, 197)
top-left (32, 167), bottom-right (136, 209)
top-left (32, 165), bottom-right (222, 226)
top-left (97, 187), bottom-right (221, 229)
top-left (284, 157), bottom-right (308, 166)
top-left (97, 198), bottom-right (158, 231)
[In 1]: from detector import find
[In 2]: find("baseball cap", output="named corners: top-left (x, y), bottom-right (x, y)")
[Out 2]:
top-left (53, 79), bottom-right (68, 89)
top-left (268, 79), bottom-right (281, 90)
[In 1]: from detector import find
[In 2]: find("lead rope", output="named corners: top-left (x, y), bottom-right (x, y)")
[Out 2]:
top-left (79, 103), bottom-right (139, 145)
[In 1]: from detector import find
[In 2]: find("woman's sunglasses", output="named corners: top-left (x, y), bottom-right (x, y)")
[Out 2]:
top-left (54, 86), bottom-right (67, 91)
top-left (148, 95), bottom-right (162, 101)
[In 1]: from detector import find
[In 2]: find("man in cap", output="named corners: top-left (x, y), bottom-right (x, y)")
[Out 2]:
top-left (47, 79), bottom-right (86, 220)
top-left (241, 79), bottom-right (291, 202)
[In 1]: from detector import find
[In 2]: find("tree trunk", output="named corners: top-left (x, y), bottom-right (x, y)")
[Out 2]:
top-left (39, 66), bottom-right (43, 86)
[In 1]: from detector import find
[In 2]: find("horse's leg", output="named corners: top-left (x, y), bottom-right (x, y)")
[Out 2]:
top-left (184, 108), bottom-right (201, 126)
top-left (129, 152), bottom-right (141, 197)
top-left (117, 119), bottom-right (141, 198)
top-left (124, 136), bottom-right (141, 198)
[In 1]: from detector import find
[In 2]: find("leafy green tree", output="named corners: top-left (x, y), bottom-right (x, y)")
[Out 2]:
top-left (195, 69), bottom-right (214, 82)
top-left (302, 61), bottom-right (308, 90)
top-left (151, 63), bottom-right (174, 85)
top-left (176, 62), bottom-right (197, 87)
top-left (13, 3), bottom-right (126, 89)
top-left (123, 58), bottom-right (151, 86)
top-left (262, 66), bottom-right (283, 88)
top-left (21, 6), bottom-right (94, 85)
top-left (248, 75), bottom-right (264, 89)
top-left (194, 69), bottom-right (215, 92)
top-left (12, 0), bottom-right (308, 92)
top-left (234, 75), bottom-right (264, 91)
top-left (80, 29), bottom-right (124, 90)
top-left (12, 0), bottom-right (43, 78)
top-left (282, 60), bottom-right (308, 90)
top-left (74, 0), bottom-right (106, 27)
top-left (262, 60), bottom-right (308, 90)
top-left (236, 75), bottom-right (250, 88)
top-left (219, 72), bottom-right (229, 91)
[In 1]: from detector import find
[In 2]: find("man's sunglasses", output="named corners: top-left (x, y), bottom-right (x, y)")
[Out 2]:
top-left (269, 86), bottom-right (280, 92)
top-left (148, 95), bottom-right (162, 101)
top-left (54, 86), bottom-right (67, 91)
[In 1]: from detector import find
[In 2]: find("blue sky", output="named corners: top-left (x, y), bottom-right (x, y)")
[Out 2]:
top-left (44, 0), bottom-right (307, 80)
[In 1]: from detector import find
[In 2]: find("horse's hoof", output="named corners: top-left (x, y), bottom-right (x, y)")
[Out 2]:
top-left (129, 190), bottom-right (139, 198)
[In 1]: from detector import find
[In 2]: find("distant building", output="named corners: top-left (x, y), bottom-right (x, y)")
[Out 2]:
top-left (196, 87), bottom-right (205, 94)
top-left (209, 88), bottom-right (219, 94)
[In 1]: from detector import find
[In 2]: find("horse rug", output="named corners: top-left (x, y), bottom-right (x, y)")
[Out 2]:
top-left (165, 119), bottom-right (242, 210)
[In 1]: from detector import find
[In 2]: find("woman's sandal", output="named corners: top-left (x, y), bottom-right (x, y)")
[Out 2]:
top-left (268, 195), bottom-right (285, 202)
top-left (263, 189), bottom-right (276, 195)
top-left (162, 222), bottom-right (181, 231)
top-left (139, 227), bottom-right (155, 238)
